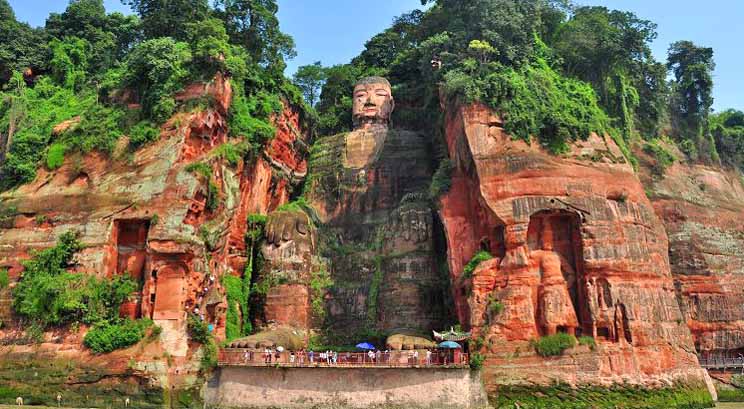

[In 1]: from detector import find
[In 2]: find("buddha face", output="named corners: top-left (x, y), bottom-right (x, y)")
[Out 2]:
top-left (352, 78), bottom-right (394, 128)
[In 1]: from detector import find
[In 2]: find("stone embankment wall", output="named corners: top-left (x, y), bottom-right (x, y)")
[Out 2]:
top-left (205, 367), bottom-right (488, 409)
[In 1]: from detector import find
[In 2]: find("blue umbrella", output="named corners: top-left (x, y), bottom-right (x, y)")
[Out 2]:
top-left (438, 341), bottom-right (462, 349)
top-left (356, 342), bottom-right (375, 350)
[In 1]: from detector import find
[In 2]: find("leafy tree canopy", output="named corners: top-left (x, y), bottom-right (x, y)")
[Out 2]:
top-left (122, 0), bottom-right (209, 41)
top-left (667, 40), bottom-right (717, 163)
top-left (293, 61), bottom-right (327, 107)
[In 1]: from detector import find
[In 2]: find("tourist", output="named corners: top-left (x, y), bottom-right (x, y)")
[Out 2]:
top-left (264, 348), bottom-right (270, 364)
top-left (384, 349), bottom-right (390, 364)
top-left (367, 350), bottom-right (375, 363)
top-left (375, 349), bottom-right (381, 364)
top-left (426, 349), bottom-right (432, 365)
top-left (327, 350), bottom-right (332, 364)
top-left (290, 351), bottom-right (295, 364)
top-left (275, 349), bottom-right (281, 363)
top-left (333, 351), bottom-right (338, 364)
top-left (243, 350), bottom-right (250, 364)
top-left (299, 349), bottom-right (305, 365)
top-left (413, 350), bottom-right (419, 365)
top-left (309, 349), bottom-right (314, 363)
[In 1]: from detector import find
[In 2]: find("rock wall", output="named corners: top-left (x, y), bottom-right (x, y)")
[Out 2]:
top-left (288, 128), bottom-right (451, 340)
top-left (637, 142), bottom-right (744, 355)
top-left (0, 74), bottom-right (310, 397)
top-left (206, 367), bottom-right (488, 409)
top-left (438, 103), bottom-right (711, 392)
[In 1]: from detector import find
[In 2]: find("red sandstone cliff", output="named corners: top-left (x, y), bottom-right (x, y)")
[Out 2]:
top-left (636, 141), bottom-right (744, 356)
top-left (438, 102), bottom-right (712, 393)
top-left (0, 75), bottom-right (310, 394)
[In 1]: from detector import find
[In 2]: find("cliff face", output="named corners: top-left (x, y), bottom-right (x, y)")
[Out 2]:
top-left (0, 81), bottom-right (733, 404)
top-left (439, 103), bottom-right (711, 392)
top-left (637, 143), bottom-right (744, 355)
top-left (0, 75), bottom-right (309, 398)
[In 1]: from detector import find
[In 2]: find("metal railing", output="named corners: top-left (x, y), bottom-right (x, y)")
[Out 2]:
top-left (697, 354), bottom-right (744, 371)
top-left (218, 349), bottom-right (470, 369)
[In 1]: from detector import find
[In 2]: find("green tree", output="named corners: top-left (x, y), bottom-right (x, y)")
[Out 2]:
top-left (122, 0), bottom-right (209, 41)
top-left (213, 0), bottom-right (296, 72)
top-left (354, 10), bottom-right (423, 70)
top-left (46, 0), bottom-right (141, 74)
top-left (0, 0), bottom-right (47, 85)
top-left (186, 17), bottom-right (234, 76)
top-left (49, 37), bottom-right (90, 90)
top-left (123, 37), bottom-right (192, 122)
top-left (711, 109), bottom-right (744, 171)
top-left (468, 40), bottom-right (495, 63)
top-left (551, 6), bottom-right (660, 137)
top-left (293, 62), bottom-right (327, 106)
top-left (667, 40), bottom-right (716, 162)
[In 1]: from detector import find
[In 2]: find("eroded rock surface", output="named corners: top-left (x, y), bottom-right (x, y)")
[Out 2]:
top-left (637, 143), bottom-right (744, 354)
top-left (0, 75), bottom-right (310, 392)
top-left (439, 102), bottom-right (709, 391)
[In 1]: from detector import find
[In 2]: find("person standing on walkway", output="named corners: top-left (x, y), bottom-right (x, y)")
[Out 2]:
top-left (309, 349), bottom-right (315, 364)
top-left (426, 349), bottom-right (432, 365)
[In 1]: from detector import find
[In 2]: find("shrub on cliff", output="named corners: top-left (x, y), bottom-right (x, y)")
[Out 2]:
top-left (643, 138), bottom-right (676, 176)
top-left (532, 333), bottom-right (577, 357)
top-left (462, 251), bottom-right (493, 278)
top-left (12, 231), bottom-right (138, 328)
top-left (84, 319), bottom-right (152, 354)
top-left (469, 352), bottom-right (486, 370)
top-left (187, 313), bottom-right (211, 344)
top-left (0, 268), bottom-right (8, 289)
top-left (429, 159), bottom-right (453, 200)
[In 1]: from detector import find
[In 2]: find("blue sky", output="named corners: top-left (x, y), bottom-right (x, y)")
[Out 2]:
top-left (8, 0), bottom-right (742, 111)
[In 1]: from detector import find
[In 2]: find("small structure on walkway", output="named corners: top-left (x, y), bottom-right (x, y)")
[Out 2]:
top-left (433, 327), bottom-right (471, 343)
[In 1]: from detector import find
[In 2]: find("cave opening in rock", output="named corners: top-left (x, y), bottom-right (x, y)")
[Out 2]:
top-left (528, 210), bottom-right (586, 335)
top-left (114, 219), bottom-right (150, 280)
top-left (113, 219), bottom-right (150, 319)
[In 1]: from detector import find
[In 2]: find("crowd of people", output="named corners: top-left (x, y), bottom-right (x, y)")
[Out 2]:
top-left (231, 348), bottom-right (462, 367)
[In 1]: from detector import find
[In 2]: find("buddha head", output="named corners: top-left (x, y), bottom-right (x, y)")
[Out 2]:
top-left (352, 76), bottom-right (394, 128)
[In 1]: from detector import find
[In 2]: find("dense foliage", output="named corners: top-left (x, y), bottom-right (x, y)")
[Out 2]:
top-left (303, 0), bottom-right (740, 174)
top-left (0, 0), bottom-right (307, 192)
top-left (462, 251), bottom-right (493, 278)
top-left (532, 332), bottom-right (577, 357)
top-left (711, 109), bottom-right (744, 171)
top-left (83, 319), bottom-right (153, 353)
top-left (493, 383), bottom-right (714, 409)
top-left (11, 231), bottom-right (151, 352)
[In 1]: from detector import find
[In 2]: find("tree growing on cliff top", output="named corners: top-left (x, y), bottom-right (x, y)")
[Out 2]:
top-left (122, 0), bottom-right (209, 41)
top-left (293, 62), bottom-right (327, 107)
top-left (0, 0), bottom-right (46, 85)
top-left (667, 40), bottom-right (717, 163)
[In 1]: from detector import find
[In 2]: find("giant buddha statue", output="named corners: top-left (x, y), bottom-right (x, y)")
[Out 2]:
top-left (241, 76), bottom-right (450, 350)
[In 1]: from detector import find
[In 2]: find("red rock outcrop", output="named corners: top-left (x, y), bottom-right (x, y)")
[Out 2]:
top-left (0, 74), bottom-right (310, 391)
top-left (439, 102), bottom-right (711, 391)
top-left (636, 142), bottom-right (744, 356)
